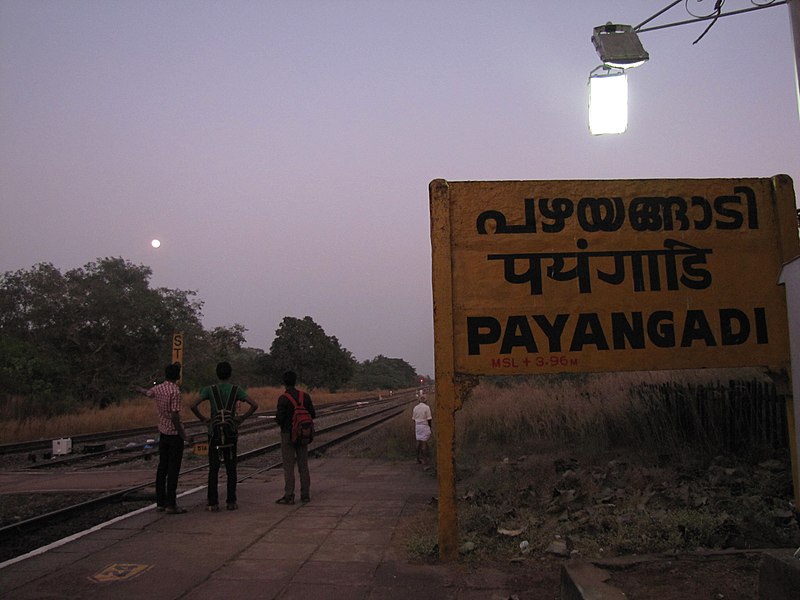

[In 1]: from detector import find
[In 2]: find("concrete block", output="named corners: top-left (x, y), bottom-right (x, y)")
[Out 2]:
top-left (561, 561), bottom-right (627, 600)
top-left (52, 438), bottom-right (72, 455)
top-left (758, 549), bottom-right (800, 600)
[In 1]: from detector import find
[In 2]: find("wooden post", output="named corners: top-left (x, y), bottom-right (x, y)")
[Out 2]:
top-left (429, 179), bottom-right (461, 561)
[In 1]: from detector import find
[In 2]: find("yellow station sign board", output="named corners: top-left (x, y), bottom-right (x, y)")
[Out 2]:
top-left (430, 175), bottom-right (799, 561)
top-left (432, 176), bottom-right (798, 376)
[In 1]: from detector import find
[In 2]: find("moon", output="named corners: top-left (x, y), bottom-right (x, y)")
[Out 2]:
top-left (151, 239), bottom-right (161, 248)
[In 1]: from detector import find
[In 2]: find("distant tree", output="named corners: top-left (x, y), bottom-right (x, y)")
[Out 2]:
top-left (0, 263), bottom-right (69, 341)
top-left (0, 335), bottom-right (69, 397)
top-left (185, 324), bottom-right (267, 388)
top-left (207, 324), bottom-right (248, 358)
top-left (350, 355), bottom-right (419, 390)
top-left (0, 263), bottom-right (78, 409)
top-left (269, 316), bottom-right (356, 391)
top-left (229, 346), bottom-right (268, 388)
top-left (0, 258), bottom-right (205, 406)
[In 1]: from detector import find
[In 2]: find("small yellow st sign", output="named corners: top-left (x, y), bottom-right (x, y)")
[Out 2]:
top-left (171, 332), bottom-right (184, 365)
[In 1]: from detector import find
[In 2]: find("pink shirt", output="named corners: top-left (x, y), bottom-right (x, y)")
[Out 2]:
top-left (147, 381), bottom-right (182, 435)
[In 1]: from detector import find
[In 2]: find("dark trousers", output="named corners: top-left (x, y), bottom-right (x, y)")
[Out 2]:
top-left (156, 434), bottom-right (184, 508)
top-left (280, 430), bottom-right (310, 500)
top-left (208, 438), bottom-right (237, 505)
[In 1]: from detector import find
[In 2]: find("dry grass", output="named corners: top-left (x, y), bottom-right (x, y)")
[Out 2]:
top-left (457, 368), bottom-right (771, 461)
top-left (0, 399), bottom-right (158, 443)
top-left (0, 386), bottom-right (390, 443)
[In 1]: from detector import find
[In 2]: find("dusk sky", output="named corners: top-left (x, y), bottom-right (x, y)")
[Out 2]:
top-left (2, 1), bottom-right (799, 376)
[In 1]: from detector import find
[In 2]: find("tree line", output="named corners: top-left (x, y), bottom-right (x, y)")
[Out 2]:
top-left (0, 258), bottom-right (423, 415)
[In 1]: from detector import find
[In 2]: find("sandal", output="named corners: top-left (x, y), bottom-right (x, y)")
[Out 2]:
top-left (275, 496), bottom-right (295, 505)
top-left (206, 504), bottom-right (220, 512)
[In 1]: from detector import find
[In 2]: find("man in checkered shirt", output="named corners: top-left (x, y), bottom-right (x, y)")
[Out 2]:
top-left (135, 363), bottom-right (190, 513)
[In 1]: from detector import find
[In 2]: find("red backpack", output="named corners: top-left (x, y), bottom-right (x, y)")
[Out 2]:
top-left (284, 390), bottom-right (314, 445)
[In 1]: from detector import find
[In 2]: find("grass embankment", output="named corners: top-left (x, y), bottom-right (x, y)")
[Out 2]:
top-left (0, 387), bottom-right (385, 443)
top-left (346, 369), bottom-right (800, 562)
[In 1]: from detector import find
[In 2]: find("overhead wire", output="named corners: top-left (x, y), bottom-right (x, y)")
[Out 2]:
top-left (691, 0), bottom-right (725, 44)
top-left (633, 0), bottom-right (786, 37)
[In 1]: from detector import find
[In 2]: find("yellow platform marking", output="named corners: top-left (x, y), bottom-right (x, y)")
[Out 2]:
top-left (89, 563), bottom-right (153, 583)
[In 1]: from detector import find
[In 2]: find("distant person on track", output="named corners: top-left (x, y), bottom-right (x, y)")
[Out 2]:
top-left (275, 371), bottom-right (316, 505)
top-left (133, 362), bottom-right (189, 514)
top-left (190, 361), bottom-right (258, 512)
top-left (412, 395), bottom-right (432, 464)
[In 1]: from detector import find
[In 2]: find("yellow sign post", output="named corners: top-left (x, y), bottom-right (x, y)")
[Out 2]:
top-left (430, 176), bottom-right (799, 561)
top-left (171, 332), bottom-right (184, 384)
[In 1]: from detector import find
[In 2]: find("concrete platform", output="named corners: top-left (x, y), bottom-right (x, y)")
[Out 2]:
top-left (0, 457), bottom-right (539, 599)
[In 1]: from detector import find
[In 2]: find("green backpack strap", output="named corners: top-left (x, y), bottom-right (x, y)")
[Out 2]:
top-left (210, 385), bottom-right (223, 413)
top-left (210, 385), bottom-right (239, 447)
top-left (211, 385), bottom-right (239, 412)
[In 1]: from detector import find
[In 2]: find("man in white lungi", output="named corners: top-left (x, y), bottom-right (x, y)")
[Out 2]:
top-left (412, 394), bottom-right (432, 464)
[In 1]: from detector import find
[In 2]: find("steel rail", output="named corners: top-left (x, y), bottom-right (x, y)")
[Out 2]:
top-left (1, 393), bottom-right (406, 457)
top-left (76, 395), bottom-right (404, 469)
top-left (11, 394), bottom-right (404, 468)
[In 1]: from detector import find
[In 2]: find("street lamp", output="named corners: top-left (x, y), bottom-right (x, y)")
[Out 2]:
top-left (588, 1), bottom-right (796, 134)
top-left (588, 23), bottom-right (649, 135)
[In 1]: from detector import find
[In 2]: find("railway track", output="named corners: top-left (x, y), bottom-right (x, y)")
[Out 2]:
top-left (0, 393), bottom-right (415, 563)
top-left (0, 394), bottom-right (403, 471)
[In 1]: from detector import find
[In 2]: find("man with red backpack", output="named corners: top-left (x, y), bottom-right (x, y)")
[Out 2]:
top-left (275, 371), bottom-right (316, 505)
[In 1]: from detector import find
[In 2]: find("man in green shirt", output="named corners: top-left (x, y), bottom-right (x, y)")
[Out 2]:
top-left (191, 361), bottom-right (257, 511)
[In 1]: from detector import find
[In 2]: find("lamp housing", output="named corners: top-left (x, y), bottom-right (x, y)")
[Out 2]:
top-left (592, 23), bottom-right (649, 69)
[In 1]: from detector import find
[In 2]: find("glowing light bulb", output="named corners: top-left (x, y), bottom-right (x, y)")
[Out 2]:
top-left (588, 69), bottom-right (628, 135)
